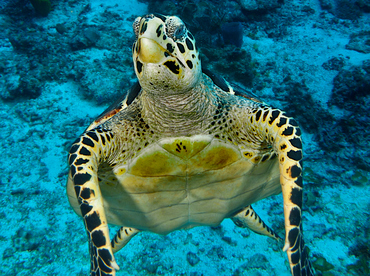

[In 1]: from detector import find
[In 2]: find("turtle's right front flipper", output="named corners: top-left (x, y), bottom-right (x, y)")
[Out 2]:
top-left (68, 129), bottom-right (119, 276)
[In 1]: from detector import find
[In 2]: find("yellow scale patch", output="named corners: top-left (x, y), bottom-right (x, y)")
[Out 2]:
top-left (128, 135), bottom-right (241, 177)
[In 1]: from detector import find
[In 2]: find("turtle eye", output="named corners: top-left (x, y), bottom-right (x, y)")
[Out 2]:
top-left (172, 25), bottom-right (186, 41)
top-left (133, 17), bottom-right (141, 39)
top-left (166, 16), bottom-right (186, 41)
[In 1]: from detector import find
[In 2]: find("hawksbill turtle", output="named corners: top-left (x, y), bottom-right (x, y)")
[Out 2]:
top-left (67, 14), bottom-right (314, 276)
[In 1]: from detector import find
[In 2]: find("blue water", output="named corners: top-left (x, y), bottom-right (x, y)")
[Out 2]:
top-left (0, 0), bottom-right (369, 275)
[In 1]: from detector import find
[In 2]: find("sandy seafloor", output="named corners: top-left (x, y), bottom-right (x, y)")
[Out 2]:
top-left (0, 0), bottom-right (369, 275)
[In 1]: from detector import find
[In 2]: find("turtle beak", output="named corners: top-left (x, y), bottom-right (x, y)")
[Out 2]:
top-left (137, 38), bottom-right (166, 63)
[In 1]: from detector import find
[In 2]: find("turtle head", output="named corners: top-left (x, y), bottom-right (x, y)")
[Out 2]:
top-left (132, 14), bottom-right (201, 94)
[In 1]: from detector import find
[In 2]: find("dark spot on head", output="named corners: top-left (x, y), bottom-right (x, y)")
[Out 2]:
top-left (136, 60), bottom-right (143, 74)
top-left (185, 38), bottom-right (194, 50)
top-left (177, 42), bottom-right (185, 53)
top-left (164, 61), bottom-right (180, 74)
top-left (186, 60), bottom-right (193, 69)
top-left (140, 21), bottom-right (148, 35)
top-left (156, 25), bottom-right (162, 37)
top-left (166, 43), bottom-right (174, 53)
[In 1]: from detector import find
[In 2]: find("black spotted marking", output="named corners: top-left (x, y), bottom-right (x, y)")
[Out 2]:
top-left (287, 150), bottom-right (302, 161)
top-left (288, 227), bottom-right (300, 250)
top-left (75, 158), bottom-right (89, 166)
top-left (177, 42), bottom-right (185, 53)
top-left (80, 187), bottom-right (94, 200)
top-left (186, 60), bottom-right (193, 69)
top-left (295, 127), bottom-right (302, 136)
top-left (282, 126), bottom-right (294, 136)
top-left (69, 144), bottom-right (79, 154)
top-left (185, 37), bottom-right (194, 50)
top-left (277, 117), bottom-right (287, 127)
top-left (74, 186), bottom-right (81, 197)
top-left (69, 154), bottom-right (77, 166)
top-left (74, 172), bottom-right (92, 186)
top-left (156, 25), bottom-right (162, 37)
top-left (290, 233), bottom-right (301, 252)
top-left (262, 110), bottom-right (269, 122)
top-left (70, 165), bottom-right (76, 178)
top-left (255, 110), bottom-right (262, 121)
top-left (245, 209), bottom-right (250, 216)
top-left (140, 21), bottom-right (147, 35)
top-left (91, 230), bottom-right (106, 248)
top-left (154, 13), bottom-right (167, 22)
top-left (290, 187), bottom-right (303, 207)
top-left (79, 146), bottom-right (91, 156)
top-left (85, 211), bottom-right (102, 232)
top-left (101, 135), bottom-right (106, 146)
top-left (164, 52), bottom-right (170, 58)
top-left (87, 132), bottom-right (99, 142)
top-left (289, 119), bottom-right (299, 127)
top-left (292, 265), bottom-right (301, 276)
top-left (261, 154), bottom-right (269, 162)
top-left (188, 32), bottom-right (194, 40)
top-left (290, 250), bottom-right (301, 265)
top-left (166, 43), bottom-right (175, 53)
top-left (163, 34), bottom-right (166, 40)
top-left (295, 176), bottom-right (303, 187)
top-left (105, 133), bottom-right (111, 142)
top-left (290, 165), bottom-right (302, 178)
top-left (80, 202), bottom-right (93, 216)
top-left (289, 207), bottom-right (301, 226)
top-left (136, 60), bottom-right (143, 74)
top-left (290, 137), bottom-right (302, 149)
top-left (82, 137), bottom-right (95, 148)
top-left (164, 61), bottom-right (180, 74)
top-left (280, 144), bottom-right (287, 150)
top-left (98, 248), bottom-right (113, 272)
top-left (269, 110), bottom-right (280, 125)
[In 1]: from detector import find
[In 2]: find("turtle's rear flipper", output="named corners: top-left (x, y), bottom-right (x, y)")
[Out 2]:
top-left (231, 205), bottom-right (281, 240)
top-left (111, 227), bottom-right (139, 254)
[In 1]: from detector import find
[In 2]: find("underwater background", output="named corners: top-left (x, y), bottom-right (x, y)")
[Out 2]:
top-left (0, 0), bottom-right (369, 275)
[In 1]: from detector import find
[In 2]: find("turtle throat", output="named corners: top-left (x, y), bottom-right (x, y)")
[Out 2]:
top-left (140, 77), bottom-right (215, 136)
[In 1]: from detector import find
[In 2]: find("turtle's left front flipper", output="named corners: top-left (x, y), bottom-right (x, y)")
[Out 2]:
top-left (252, 107), bottom-right (314, 276)
top-left (68, 129), bottom-right (119, 276)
